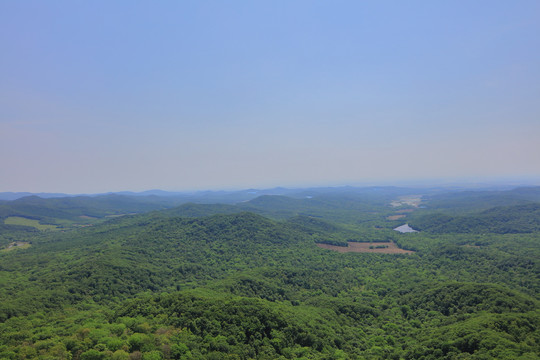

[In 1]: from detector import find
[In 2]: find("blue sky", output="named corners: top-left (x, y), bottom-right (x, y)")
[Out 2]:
top-left (1, 1), bottom-right (539, 193)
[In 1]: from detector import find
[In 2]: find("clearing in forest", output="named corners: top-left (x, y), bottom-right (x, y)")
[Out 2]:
top-left (1, 242), bottom-right (31, 252)
top-left (390, 195), bottom-right (422, 208)
top-left (3, 216), bottom-right (58, 230)
top-left (316, 241), bottom-right (415, 254)
top-left (387, 214), bottom-right (406, 220)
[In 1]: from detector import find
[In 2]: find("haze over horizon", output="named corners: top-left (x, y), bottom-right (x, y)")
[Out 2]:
top-left (2, 175), bottom-right (540, 198)
top-left (2, 1), bottom-right (539, 193)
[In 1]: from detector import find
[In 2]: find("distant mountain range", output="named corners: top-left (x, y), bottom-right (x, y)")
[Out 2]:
top-left (0, 192), bottom-right (76, 201)
top-left (0, 186), bottom-right (417, 201)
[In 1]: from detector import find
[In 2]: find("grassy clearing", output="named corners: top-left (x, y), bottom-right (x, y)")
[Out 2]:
top-left (1, 242), bottom-right (31, 252)
top-left (4, 216), bottom-right (58, 231)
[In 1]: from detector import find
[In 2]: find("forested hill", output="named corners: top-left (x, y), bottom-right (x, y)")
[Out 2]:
top-left (236, 194), bottom-right (393, 223)
top-left (0, 187), bottom-right (539, 359)
top-left (0, 194), bottom-right (176, 223)
top-left (0, 185), bottom-right (424, 227)
top-left (160, 202), bottom-right (243, 218)
top-left (410, 203), bottom-right (540, 234)
top-left (0, 212), bottom-right (316, 319)
top-left (420, 186), bottom-right (540, 212)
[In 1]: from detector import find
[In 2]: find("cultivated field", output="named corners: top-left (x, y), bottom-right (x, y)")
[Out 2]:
top-left (387, 214), bottom-right (406, 220)
top-left (316, 241), bottom-right (415, 254)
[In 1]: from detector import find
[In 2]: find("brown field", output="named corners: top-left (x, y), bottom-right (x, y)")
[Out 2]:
top-left (396, 209), bottom-right (415, 213)
top-left (316, 242), bottom-right (415, 254)
top-left (387, 214), bottom-right (406, 220)
top-left (79, 215), bottom-right (97, 219)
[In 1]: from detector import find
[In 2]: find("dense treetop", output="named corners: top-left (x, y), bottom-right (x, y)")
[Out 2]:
top-left (0, 186), bottom-right (539, 359)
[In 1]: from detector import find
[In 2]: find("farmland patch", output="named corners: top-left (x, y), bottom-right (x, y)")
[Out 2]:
top-left (316, 241), bottom-right (414, 254)
top-left (387, 214), bottom-right (406, 220)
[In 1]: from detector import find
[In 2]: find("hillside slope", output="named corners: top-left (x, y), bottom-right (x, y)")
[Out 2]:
top-left (0, 190), bottom-right (539, 359)
top-left (410, 203), bottom-right (540, 234)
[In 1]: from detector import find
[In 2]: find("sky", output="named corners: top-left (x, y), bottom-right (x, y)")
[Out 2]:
top-left (1, 1), bottom-right (539, 193)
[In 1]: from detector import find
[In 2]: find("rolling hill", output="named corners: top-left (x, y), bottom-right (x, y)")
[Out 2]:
top-left (0, 186), bottom-right (539, 359)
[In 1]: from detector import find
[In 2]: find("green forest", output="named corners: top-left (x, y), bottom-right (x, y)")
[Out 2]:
top-left (0, 187), bottom-right (539, 359)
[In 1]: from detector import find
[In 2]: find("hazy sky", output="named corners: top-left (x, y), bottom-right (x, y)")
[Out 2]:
top-left (1, 1), bottom-right (539, 193)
